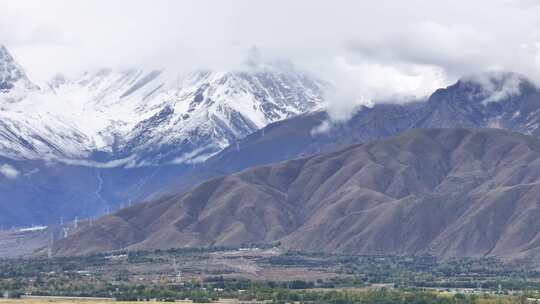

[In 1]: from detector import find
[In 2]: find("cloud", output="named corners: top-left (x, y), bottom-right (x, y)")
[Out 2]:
top-left (0, 164), bottom-right (20, 179)
top-left (464, 72), bottom-right (529, 104)
top-left (315, 56), bottom-right (446, 123)
top-left (348, 21), bottom-right (490, 72)
top-left (2, 0), bottom-right (540, 118)
top-left (347, 20), bottom-right (540, 83)
top-left (535, 43), bottom-right (540, 69)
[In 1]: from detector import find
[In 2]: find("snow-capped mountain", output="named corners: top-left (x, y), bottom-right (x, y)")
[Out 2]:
top-left (0, 45), bottom-right (38, 101)
top-left (0, 45), bottom-right (324, 165)
top-left (0, 44), bottom-right (324, 227)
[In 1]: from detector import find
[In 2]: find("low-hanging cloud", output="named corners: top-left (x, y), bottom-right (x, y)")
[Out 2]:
top-left (464, 72), bottom-right (531, 104)
top-left (312, 55), bottom-right (446, 126)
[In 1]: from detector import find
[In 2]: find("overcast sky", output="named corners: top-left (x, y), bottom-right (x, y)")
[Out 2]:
top-left (2, 0), bottom-right (540, 105)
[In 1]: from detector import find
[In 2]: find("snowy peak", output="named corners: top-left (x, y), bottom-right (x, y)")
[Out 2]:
top-left (0, 45), bottom-right (37, 94)
top-left (0, 55), bottom-right (324, 165)
top-left (118, 67), bottom-right (324, 164)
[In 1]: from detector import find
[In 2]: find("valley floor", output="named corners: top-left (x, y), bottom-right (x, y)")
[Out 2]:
top-left (2, 246), bottom-right (540, 299)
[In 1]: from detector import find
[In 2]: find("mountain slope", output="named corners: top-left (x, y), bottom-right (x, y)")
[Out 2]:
top-left (54, 128), bottom-right (540, 261)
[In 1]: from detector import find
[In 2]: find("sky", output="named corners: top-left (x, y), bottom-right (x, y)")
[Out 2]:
top-left (2, 0), bottom-right (540, 112)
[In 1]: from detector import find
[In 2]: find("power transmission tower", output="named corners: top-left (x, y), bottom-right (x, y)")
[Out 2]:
top-left (173, 257), bottom-right (182, 283)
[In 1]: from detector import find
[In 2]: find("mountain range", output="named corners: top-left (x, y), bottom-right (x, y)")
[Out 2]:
top-left (54, 128), bottom-right (540, 262)
top-left (150, 71), bottom-right (540, 198)
top-left (209, 71), bottom-right (540, 170)
top-left (0, 45), bottom-right (323, 226)
top-left (0, 45), bottom-right (324, 164)
top-left (5, 43), bottom-right (540, 262)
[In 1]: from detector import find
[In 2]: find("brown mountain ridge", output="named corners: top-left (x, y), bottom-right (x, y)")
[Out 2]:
top-left (53, 128), bottom-right (540, 261)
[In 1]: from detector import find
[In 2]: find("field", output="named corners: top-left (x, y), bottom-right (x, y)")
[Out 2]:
top-left (0, 292), bottom-right (528, 304)
top-left (1, 299), bottom-right (121, 304)
top-left (0, 298), bottom-right (241, 304)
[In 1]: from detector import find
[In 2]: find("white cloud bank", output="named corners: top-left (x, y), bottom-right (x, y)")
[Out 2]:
top-left (2, 0), bottom-right (540, 122)
top-left (0, 164), bottom-right (20, 179)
